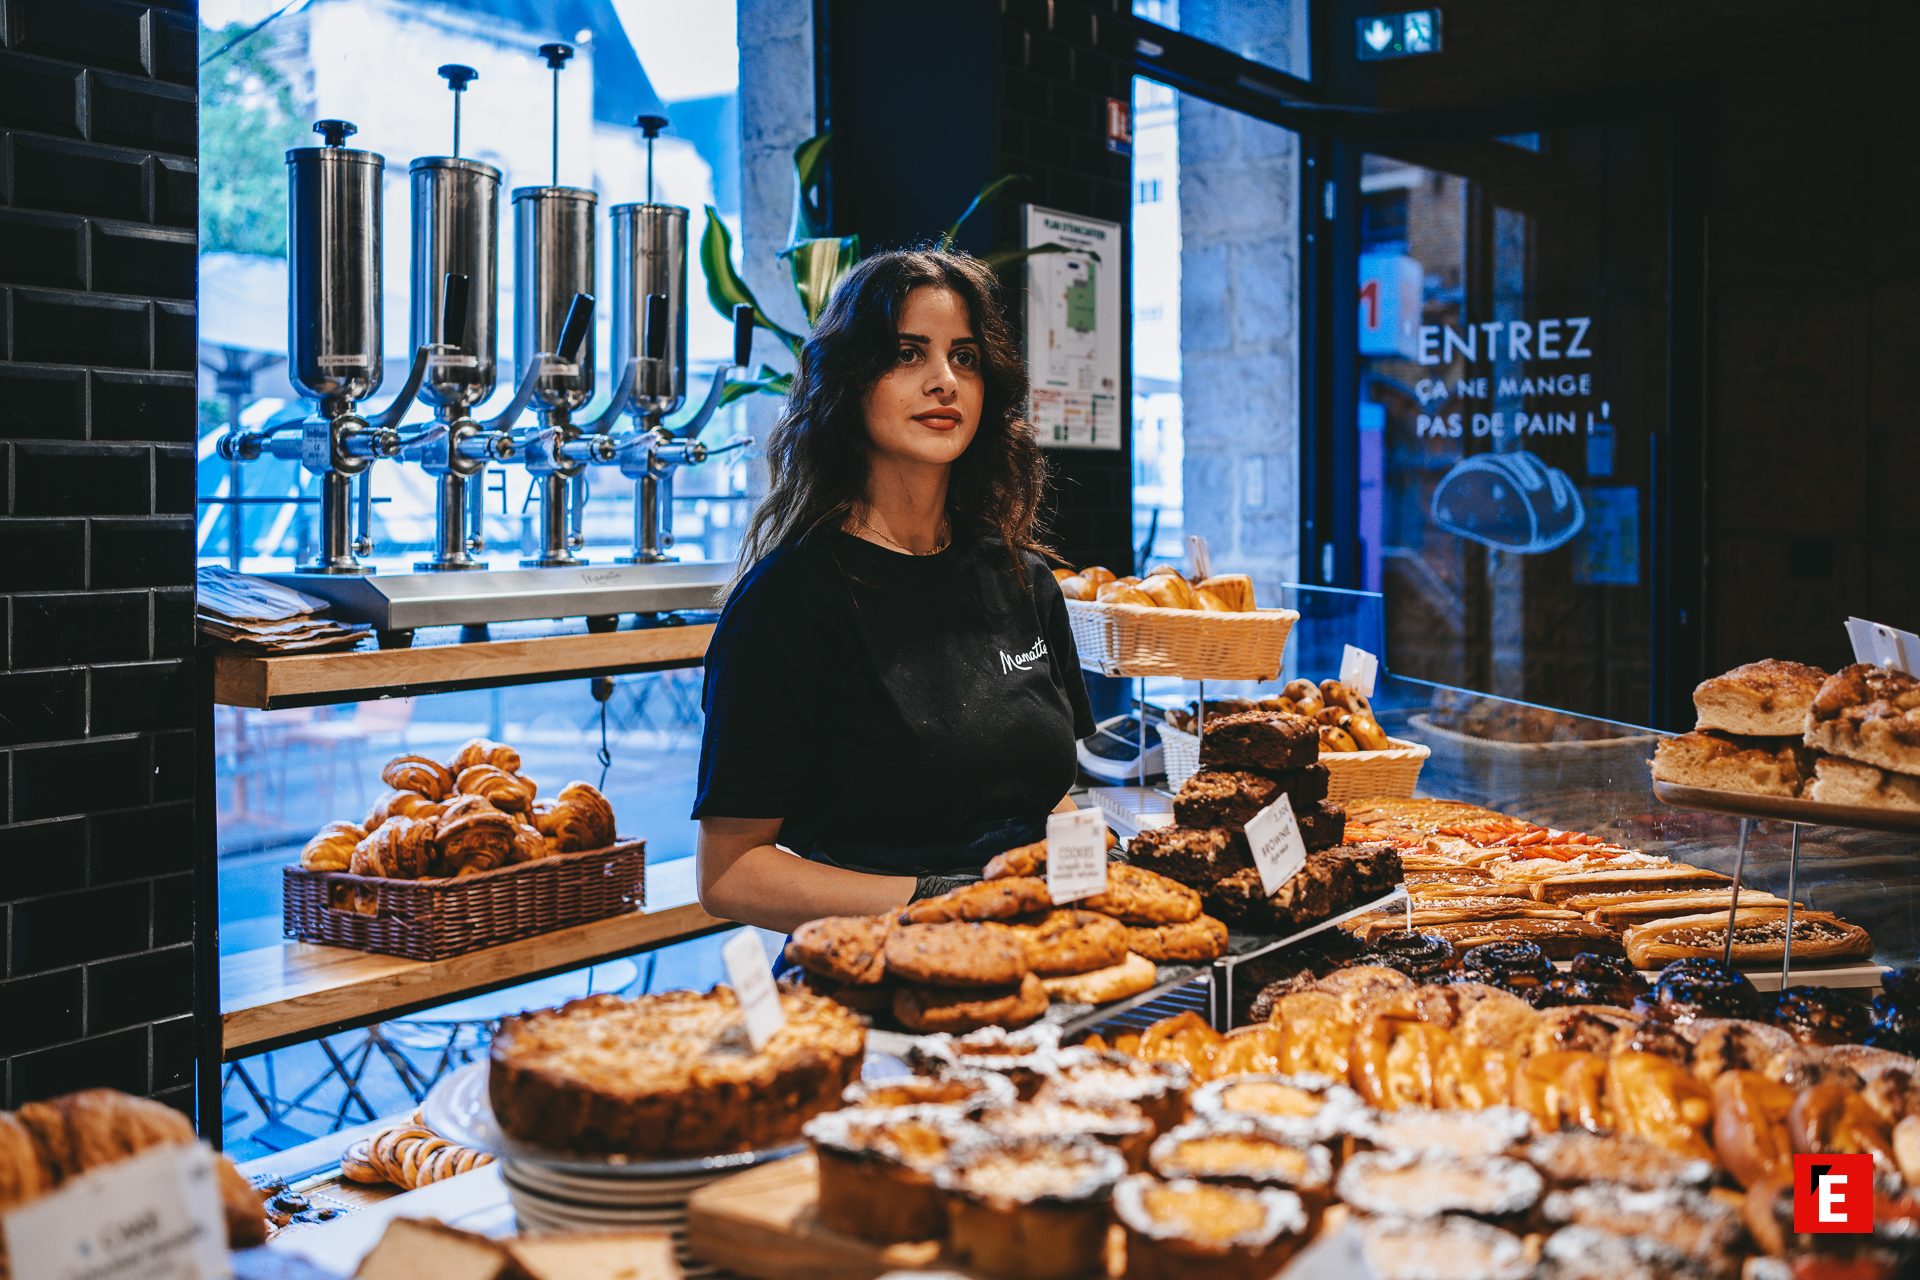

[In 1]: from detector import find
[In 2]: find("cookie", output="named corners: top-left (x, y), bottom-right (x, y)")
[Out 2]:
top-left (900, 876), bottom-right (1054, 924)
top-left (786, 967), bottom-right (893, 1017)
top-left (885, 921), bottom-right (1029, 988)
top-left (984, 840), bottom-right (1048, 880)
top-left (1127, 914), bottom-right (1230, 963)
top-left (1040, 953), bottom-right (1160, 1005)
top-left (1083, 863), bottom-right (1202, 925)
top-left (893, 972), bottom-right (1050, 1034)
top-left (785, 914), bottom-right (894, 986)
top-left (1008, 909), bottom-right (1131, 977)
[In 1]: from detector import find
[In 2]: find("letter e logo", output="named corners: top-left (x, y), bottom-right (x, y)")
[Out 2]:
top-left (1793, 1153), bottom-right (1873, 1233)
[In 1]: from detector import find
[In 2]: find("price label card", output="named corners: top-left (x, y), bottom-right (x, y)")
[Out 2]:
top-left (1847, 617), bottom-right (1918, 675)
top-left (4, 1144), bottom-right (231, 1280)
top-left (1339, 644), bottom-right (1380, 698)
top-left (1185, 533), bottom-right (1213, 581)
top-left (721, 929), bottom-right (785, 1051)
top-left (1245, 793), bottom-right (1307, 897)
top-left (1046, 807), bottom-right (1110, 904)
top-left (1278, 1222), bottom-right (1376, 1280)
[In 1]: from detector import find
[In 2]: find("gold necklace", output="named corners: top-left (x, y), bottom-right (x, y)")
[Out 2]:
top-left (855, 510), bottom-right (950, 556)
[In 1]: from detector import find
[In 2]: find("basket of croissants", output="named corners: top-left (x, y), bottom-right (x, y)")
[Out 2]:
top-left (1055, 564), bottom-right (1300, 680)
top-left (283, 738), bottom-right (644, 961)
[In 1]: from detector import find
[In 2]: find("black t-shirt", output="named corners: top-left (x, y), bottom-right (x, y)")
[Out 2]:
top-left (692, 529), bottom-right (1095, 876)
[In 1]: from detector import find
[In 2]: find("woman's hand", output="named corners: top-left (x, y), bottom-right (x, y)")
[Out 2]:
top-left (697, 817), bottom-right (916, 933)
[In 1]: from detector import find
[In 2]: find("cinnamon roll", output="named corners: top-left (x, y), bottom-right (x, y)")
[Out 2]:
top-left (380, 753), bottom-right (454, 801)
top-left (351, 815), bottom-right (436, 879)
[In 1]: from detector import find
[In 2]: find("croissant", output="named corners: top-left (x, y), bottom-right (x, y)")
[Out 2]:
top-left (8, 1090), bottom-right (264, 1247)
top-left (1606, 1050), bottom-right (1714, 1162)
top-left (1712, 1070), bottom-right (1796, 1189)
top-left (449, 737), bottom-right (522, 775)
top-left (454, 763), bottom-right (537, 814)
top-left (535, 780), bottom-right (617, 851)
top-left (381, 753), bottom-right (453, 801)
top-left (351, 816), bottom-right (436, 879)
top-left (365, 789), bottom-right (445, 833)
top-left (300, 821), bottom-right (365, 871)
top-left (1513, 1049), bottom-right (1611, 1133)
top-left (507, 822), bottom-right (551, 864)
top-left (436, 806), bottom-right (517, 876)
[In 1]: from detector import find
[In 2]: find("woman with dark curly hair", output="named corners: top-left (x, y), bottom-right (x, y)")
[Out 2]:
top-left (692, 248), bottom-right (1093, 931)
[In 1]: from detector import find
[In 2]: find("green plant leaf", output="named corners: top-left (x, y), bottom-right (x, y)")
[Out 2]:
top-left (779, 235), bottom-right (862, 325)
top-left (939, 174), bottom-right (1026, 251)
top-left (788, 133), bottom-right (833, 245)
top-left (718, 369), bottom-right (795, 406)
top-left (700, 207), bottom-right (803, 354)
top-left (981, 242), bottom-right (1100, 272)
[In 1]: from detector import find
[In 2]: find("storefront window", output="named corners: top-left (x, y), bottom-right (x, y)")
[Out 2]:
top-left (197, 0), bottom-right (750, 572)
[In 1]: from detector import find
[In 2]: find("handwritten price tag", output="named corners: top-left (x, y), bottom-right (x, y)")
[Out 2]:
top-left (1185, 533), bottom-right (1213, 581)
top-left (1339, 644), bottom-right (1380, 698)
top-left (1245, 793), bottom-right (1307, 897)
top-left (722, 929), bottom-right (786, 1051)
top-left (1046, 807), bottom-right (1110, 904)
top-left (4, 1144), bottom-right (231, 1280)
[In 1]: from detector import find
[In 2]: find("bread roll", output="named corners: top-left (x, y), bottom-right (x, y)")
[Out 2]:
top-left (1139, 573), bottom-right (1198, 610)
top-left (1196, 574), bottom-right (1254, 611)
top-left (1320, 725), bottom-right (1359, 752)
top-left (1051, 567), bottom-right (1075, 583)
top-left (1146, 564), bottom-right (1184, 579)
top-left (1098, 583), bottom-right (1156, 607)
top-left (1081, 566), bottom-right (1117, 590)
top-left (1195, 589), bottom-right (1231, 611)
top-left (1059, 575), bottom-right (1095, 601)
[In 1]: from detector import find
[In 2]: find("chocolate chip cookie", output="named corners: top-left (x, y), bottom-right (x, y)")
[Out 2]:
top-left (900, 876), bottom-right (1054, 924)
top-left (1126, 914), bottom-right (1230, 963)
top-left (785, 914), bottom-right (895, 986)
top-left (893, 972), bottom-right (1050, 1034)
top-left (1083, 863), bottom-right (1203, 925)
top-left (1007, 909), bottom-right (1131, 977)
top-left (885, 921), bottom-right (1030, 988)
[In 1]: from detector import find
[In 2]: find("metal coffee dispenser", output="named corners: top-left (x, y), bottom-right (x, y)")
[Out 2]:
top-left (219, 119), bottom-right (421, 575)
top-left (393, 65), bottom-right (514, 572)
top-left (589, 115), bottom-right (756, 564)
top-left (515, 44), bottom-right (611, 567)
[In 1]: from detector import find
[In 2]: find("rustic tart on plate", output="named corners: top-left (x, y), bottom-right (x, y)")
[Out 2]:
top-left (487, 986), bottom-right (865, 1158)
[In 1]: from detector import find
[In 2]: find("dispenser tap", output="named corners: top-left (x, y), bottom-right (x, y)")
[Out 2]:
top-left (438, 64), bottom-right (477, 156)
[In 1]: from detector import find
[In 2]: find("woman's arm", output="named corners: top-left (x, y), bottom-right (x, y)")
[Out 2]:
top-left (697, 817), bottom-right (916, 933)
top-left (1052, 792), bottom-right (1080, 815)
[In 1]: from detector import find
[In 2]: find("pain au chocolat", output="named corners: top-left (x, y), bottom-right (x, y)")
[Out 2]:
top-left (488, 987), bottom-right (864, 1158)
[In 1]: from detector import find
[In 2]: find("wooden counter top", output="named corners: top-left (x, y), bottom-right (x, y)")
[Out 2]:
top-left (220, 858), bottom-right (726, 1058)
top-left (213, 622), bottom-right (714, 709)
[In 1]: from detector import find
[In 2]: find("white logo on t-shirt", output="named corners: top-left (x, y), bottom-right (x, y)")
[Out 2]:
top-left (1000, 637), bottom-right (1048, 674)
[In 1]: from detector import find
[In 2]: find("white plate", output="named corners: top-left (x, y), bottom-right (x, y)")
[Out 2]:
top-left (424, 1061), bottom-right (802, 1176)
top-left (501, 1159), bottom-right (715, 1199)
top-left (501, 1173), bottom-right (697, 1212)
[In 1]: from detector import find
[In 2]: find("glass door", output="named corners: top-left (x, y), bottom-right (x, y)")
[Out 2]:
top-left (1313, 115), bottom-right (1699, 726)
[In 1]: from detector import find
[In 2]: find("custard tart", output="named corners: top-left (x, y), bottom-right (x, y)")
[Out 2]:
top-left (1113, 1173), bottom-right (1308, 1280)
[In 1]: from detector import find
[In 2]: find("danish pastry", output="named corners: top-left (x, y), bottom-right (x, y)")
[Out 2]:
top-left (1605, 1050), bottom-right (1714, 1162)
top-left (380, 753), bottom-right (454, 800)
top-left (1710, 1070), bottom-right (1795, 1188)
top-left (300, 821), bottom-right (365, 871)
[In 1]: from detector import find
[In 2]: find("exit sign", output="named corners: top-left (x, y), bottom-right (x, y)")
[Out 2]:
top-left (1356, 9), bottom-right (1442, 60)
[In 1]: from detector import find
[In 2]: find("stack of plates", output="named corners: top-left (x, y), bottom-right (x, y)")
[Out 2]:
top-left (424, 1063), bottom-right (794, 1278)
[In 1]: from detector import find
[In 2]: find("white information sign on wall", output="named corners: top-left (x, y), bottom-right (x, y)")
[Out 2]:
top-left (1024, 205), bottom-right (1121, 451)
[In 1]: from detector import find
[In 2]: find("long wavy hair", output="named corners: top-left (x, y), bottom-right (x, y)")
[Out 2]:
top-left (729, 248), bottom-right (1050, 595)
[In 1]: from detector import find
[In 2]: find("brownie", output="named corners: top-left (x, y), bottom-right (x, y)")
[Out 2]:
top-left (1127, 825), bottom-right (1251, 886)
top-left (1172, 765), bottom-right (1329, 828)
top-left (1201, 851), bottom-right (1347, 934)
top-left (1298, 800), bottom-right (1346, 853)
top-left (1323, 841), bottom-right (1403, 897)
top-left (1197, 711), bottom-right (1318, 775)
top-left (1203, 866), bottom-right (1275, 929)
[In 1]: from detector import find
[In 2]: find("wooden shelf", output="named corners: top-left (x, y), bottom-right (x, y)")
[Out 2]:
top-left (221, 858), bottom-right (726, 1058)
top-left (212, 623), bottom-right (714, 709)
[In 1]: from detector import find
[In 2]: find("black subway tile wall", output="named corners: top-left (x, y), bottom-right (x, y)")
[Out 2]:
top-left (0, 0), bottom-right (201, 1115)
top-left (993, 0), bottom-right (1136, 570)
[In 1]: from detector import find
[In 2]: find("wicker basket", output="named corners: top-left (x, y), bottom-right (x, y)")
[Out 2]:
top-left (283, 839), bottom-right (646, 961)
top-left (1160, 721), bottom-right (1428, 801)
top-left (1065, 600), bottom-right (1299, 680)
